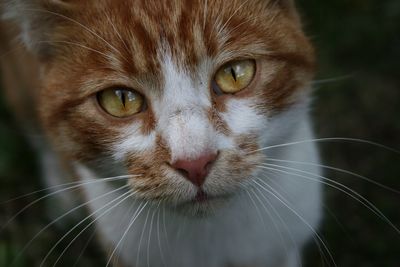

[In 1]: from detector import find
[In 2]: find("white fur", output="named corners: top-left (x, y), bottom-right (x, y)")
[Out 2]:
top-left (70, 54), bottom-right (321, 267)
top-left (222, 97), bottom-right (266, 136)
top-left (75, 113), bottom-right (321, 267)
top-left (4, 2), bottom-right (322, 266)
top-left (33, 48), bottom-right (321, 266)
top-left (153, 54), bottom-right (234, 161)
top-left (113, 124), bottom-right (156, 161)
top-left (112, 54), bottom-right (238, 163)
top-left (33, 47), bottom-right (321, 267)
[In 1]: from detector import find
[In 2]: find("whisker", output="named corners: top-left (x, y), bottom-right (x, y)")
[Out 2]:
top-left (42, 189), bottom-right (135, 267)
top-left (23, 8), bottom-right (128, 62)
top-left (251, 183), bottom-right (302, 266)
top-left (322, 204), bottom-right (352, 241)
top-left (113, 199), bottom-right (142, 267)
top-left (208, 7), bottom-right (223, 45)
top-left (266, 171), bottom-right (350, 241)
top-left (1, 175), bottom-right (135, 233)
top-left (265, 170), bottom-right (336, 263)
top-left (241, 183), bottom-right (297, 261)
top-left (311, 74), bottom-right (354, 85)
top-left (248, 137), bottom-right (400, 155)
top-left (258, 178), bottom-right (329, 266)
top-left (258, 164), bottom-right (400, 235)
top-left (240, 183), bottom-right (285, 257)
top-left (156, 203), bottom-right (167, 267)
top-left (253, 178), bottom-right (336, 267)
top-left (244, 188), bottom-right (267, 226)
top-left (147, 206), bottom-right (158, 267)
top-left (223, 16), bottom-right (256, 43)
top-left (216, 0), bottom-right (250, 38)
top-left (8, 184), bottom-right (130, 267)
top-left (104, 11), bottom-right (130, 53)
top-left (255, 176), bottom-right (329, 266)
top-left (105, 201), bottom-right (148, 267)
top-left (162, 205), bottom-right (172, 260)
top-left (136, 207), bottom-right (151, 267)
top-left (71, 227), bottom-right (97, 267)
top-left (1, 174), bottom-right (133, 205)
top-left (247, 186), bottom-right (292, 262)
top-left (35, 40), bottom-right (117, 62)
top-left (175, 215), bottom-right (188, 244)
top-left (264, 157), bottom-right (400, 194)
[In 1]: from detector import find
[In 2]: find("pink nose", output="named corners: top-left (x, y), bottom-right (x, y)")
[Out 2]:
top-left (171, 152), bottom-right (218, 187)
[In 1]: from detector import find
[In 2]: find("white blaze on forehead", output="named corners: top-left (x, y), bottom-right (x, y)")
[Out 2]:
top-left (154, 55), bottom-right (220, 161)
top-left (222, 98), bottom-right (265, 135)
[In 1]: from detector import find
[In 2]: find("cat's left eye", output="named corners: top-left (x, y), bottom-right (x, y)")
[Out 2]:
top-left (97, 88), bottom-right (144, 118)
top-left (214, 59), bottom-right (256, 94)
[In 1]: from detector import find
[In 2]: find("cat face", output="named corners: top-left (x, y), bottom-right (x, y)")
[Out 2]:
top-left (7, 0), bottom-right (315, 212)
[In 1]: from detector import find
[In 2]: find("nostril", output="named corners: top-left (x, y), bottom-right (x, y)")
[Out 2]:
top-left (205, 158), bottom-right (216, 172)
top-left (176, 168), bottom-right (190, 179)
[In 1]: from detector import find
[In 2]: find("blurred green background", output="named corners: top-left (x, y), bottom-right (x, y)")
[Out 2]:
top-left (0, 0), bottom-right (399, 266)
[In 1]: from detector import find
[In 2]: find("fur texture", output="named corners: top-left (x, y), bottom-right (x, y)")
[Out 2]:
top-left (1, 0), bottom-right (321, 266)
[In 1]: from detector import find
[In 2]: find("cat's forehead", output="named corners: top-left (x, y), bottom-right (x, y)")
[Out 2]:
top-left (61, 0), bottom-right (296, 79)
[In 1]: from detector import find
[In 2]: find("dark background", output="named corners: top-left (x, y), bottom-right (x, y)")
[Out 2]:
top-left (1, 0), bottom-right (399, 266)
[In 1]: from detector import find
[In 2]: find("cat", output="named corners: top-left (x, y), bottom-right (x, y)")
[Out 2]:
top-left (0, 0), bottom-right (323, 266)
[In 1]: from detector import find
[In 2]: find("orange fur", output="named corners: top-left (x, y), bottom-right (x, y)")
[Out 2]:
top-left (0, 1), bottom-right (316, 265)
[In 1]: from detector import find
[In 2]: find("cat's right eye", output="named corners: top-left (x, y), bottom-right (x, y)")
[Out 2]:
top-left (97, 88), bottom-right (144, 118)
top-left (214, 59), bottom-right (256, 94)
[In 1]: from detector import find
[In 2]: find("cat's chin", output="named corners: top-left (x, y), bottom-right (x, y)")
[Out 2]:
top-left (170, 193), bottom-right (233, 217)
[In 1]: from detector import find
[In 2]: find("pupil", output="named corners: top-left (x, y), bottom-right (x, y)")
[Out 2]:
top-left (115, 90), bottom-right (126, 107)
top-left (230, 67), bottom-right (237, 82)
top-left (121, 91), bottom-right (126, 107)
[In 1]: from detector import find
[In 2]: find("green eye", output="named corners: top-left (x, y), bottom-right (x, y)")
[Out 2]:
top-left (214, 59), bottom-right (256, 94)
top-left (97, 88), bottom-right (144, 118)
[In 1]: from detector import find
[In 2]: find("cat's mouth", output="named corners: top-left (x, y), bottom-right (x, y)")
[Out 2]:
top-left (193, 190), bottom-right (209, 202)
top-left (190, 189), bottom-right (230, 204)
top-left (172, 189), bottom-right (232, 216)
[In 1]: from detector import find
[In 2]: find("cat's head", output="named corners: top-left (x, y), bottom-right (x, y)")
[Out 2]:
top-left (4, 0), bottom-right (315, 214)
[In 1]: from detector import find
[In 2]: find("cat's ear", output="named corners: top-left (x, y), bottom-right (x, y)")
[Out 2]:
top-left (2, 0), bottom-right (80, 58)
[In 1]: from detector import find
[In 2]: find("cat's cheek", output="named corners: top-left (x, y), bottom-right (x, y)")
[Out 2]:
top-left (111, 124), bottom-right (157, 161)
top-left (42, 114), bottom-right (120, 163)
top-left (203, 149), bottom-right (265, 195)
top-left (221, 98), bottom-right (266, 137)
